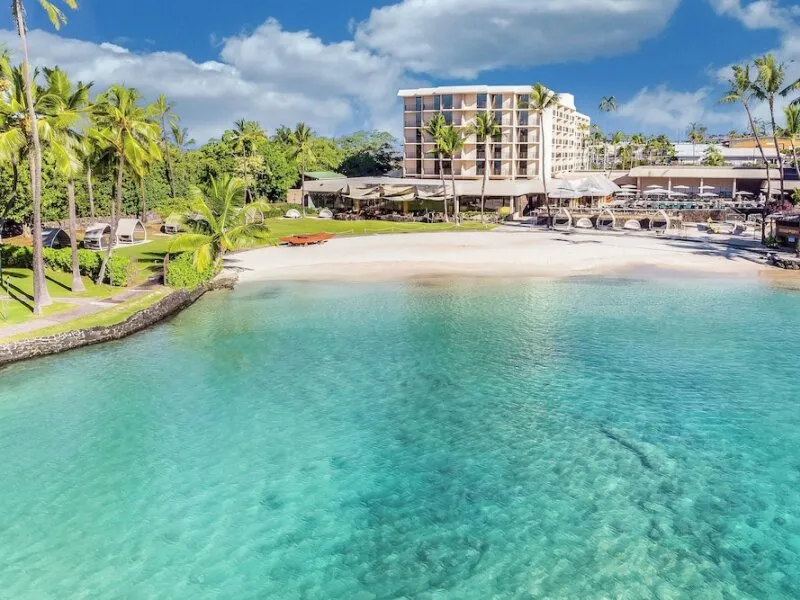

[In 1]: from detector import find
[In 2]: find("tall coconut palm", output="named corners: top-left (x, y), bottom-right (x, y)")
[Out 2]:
top-left (10, 0), bottom-right (78, 314)
top-left (230, 119), bottom-right (265, 204)
top-left (90, 85), bottom-right (162, 284)
top-left (473, 111), bottom-right (501, 223)
top-left (629, 133), bottom-right (646, 166)
top-left (530, 82), bottom-right (561, 228)
top-left (609, 131), bottom-right (626, 169)
top-left (783, 104), bottom-right (800, 180)
top-left (171, 122), bottom-right (195, 154)
top-left (720, 64), bottom-right (773, 241)
top-left (288, 122), bottom-right (315, 217)
top-left (599, 96), bottom-right (618, 113)
top-left (42, 67), bottom-right (91, 292)
top-left (169, 175), bottom-right (275, 272)
top-left (154, 94), bottom-right (178, 199)
top-left (752, 54), bottom-right (800, 203)
top-left (687, 122), bottom-right (706, 163)
top-left (424, 112), bottom-right (448, 221)
top-left (437, 125), bottom-right (467, 225)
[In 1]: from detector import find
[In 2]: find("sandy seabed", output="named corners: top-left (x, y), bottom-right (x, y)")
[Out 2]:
top-left (229, 230), bottom-right (790, 286)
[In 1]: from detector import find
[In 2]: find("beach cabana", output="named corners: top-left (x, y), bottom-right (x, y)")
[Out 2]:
top-left (285, 208), bottom-right (302, 219)
top-left (84, 223), bottom-right (112, 250)
top-left (575, 217), bottom-right (594, 229)
top-left (318, 208), bottom-right (333, 219)
top-left (623, 219), bottom-right (642, 231)
top-left (164, 213), bottom-right (187, 234)
top-left (597, 208), bottom-right (617, 230)
top-left (41, 227), bottom-right (70, 249)
top-left (116, 218), bottom-right (147, 244)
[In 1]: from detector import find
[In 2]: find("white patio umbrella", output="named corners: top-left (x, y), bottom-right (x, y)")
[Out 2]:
top-left (646, 184), bottom-right (663, 189)
top-left (621, 184), bottom-right (637, 189)
top-left (669, 191), bottom-right (688, 197)
top-left (699, 185), bottom-right (716, 190)
top-left (735, 191), bottom-right (753, 196)
top-left (698, 192), bottom-right (719, 198)
top-left (643, 189), bottom-right (669, 195)
top-left (673, 185), bottom-right (691, 190)
top-left (615, 191), bottom-right (636, 196)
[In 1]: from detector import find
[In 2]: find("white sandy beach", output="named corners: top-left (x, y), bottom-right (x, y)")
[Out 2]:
top-left (228, 229), bottom-right (782, 284)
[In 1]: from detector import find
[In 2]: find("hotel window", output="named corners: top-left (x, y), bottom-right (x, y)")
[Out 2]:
top-left (518, 94), bottom-right (529, 109)
top-left (444, 111), bottom-right (453, 125)
top-left (519, 161), bottom-right (528, 176)
top-left (519, 130), bottom-right (528, 143)
top-left (519, 146), bottom-right (528, 160)
top-left (415, 96), bottom-right (422, 111)
top-left (477, 161), bottom-right (485, 176)
top-left (442, 95), bottom-right (453, 110)
top-left (477, 146), bottom-right (486, 160)
top-left (434, 95), bottom-right (441, 111)
top-left (494, 111), bottom-right (503, 126)
top-left (493, 146), bottom-right (502, 159)
top-left (415, 113), bottom-right (422, 127)
top-left (416, 158), bottom-right (422, 174)
top-left (415, 130), bottom-right (422, 143)
top-left (519, 111), bottom-right (528, 126)
top-left (493, 161), bottom-right (502, 176)
top-left (493, 94), bottom-right (503, 109)
top-left (477, 93), bottom-right (487, 109)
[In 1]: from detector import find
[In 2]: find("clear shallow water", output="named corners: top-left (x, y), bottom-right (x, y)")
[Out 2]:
top-left (1, 277), bottom-right (800, 599)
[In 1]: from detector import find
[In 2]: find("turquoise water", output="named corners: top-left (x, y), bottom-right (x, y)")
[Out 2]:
top-left (1, 277), bottom-right (800, 599)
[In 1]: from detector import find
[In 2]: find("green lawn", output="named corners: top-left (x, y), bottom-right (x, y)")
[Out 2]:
top-left (265, 217), bottom-right (494, 237)
top-left (114, 236), bottom-right (173, 282)
top-left (0, 288), bottom-right (169, 342)
top-left (0, 267), bottom-right (116, 325)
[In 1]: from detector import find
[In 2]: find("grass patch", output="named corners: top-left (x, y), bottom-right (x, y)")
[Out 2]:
top-left (0, 288), bottom-right (170, 343)
top-left (0, 267), bottom-right (117, 325)
top-left (265, 218), bottom-right (494, 238)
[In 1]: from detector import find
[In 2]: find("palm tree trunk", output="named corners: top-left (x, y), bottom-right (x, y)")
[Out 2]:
top-left (742, 98), bottom-right (770, 241)
top-left (480, 139), bottom-right (488, 224)
top-left (540, 112), bottom-right (551, 229)
top-left (769, 98), bottom-right (785, 206)
top-left (162, 117), bottom-right (176, 199)
top-left (438, 156), bottom-right (448, 222)
top-left (15, 0), bottom-right (52, 314)
top-left (450, 165), bottom-right (459, 227)
top-left (140, 179), bottom-right (147, 223)
top-left (97, 153), bottom-right (125, 284)
top-left (300, 154), bottom-right (306, 217)
top-left (67, 178), bottom-right (84, 293)
top-left (791, 138), bottom-right (800, 181)
top-left (86, 165), bottom-right (96, 218)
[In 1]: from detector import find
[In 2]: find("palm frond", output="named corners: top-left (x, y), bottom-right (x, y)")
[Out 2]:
top-left (169, 233), bottom-right (213, 254)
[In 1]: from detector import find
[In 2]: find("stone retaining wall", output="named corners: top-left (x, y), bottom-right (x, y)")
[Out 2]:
top-left (0, 273), bottom-right (237, 368)
top-left (767, 252), bottom-right (800, 270)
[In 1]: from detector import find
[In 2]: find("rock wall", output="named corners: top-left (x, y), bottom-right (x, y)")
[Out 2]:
top-left (767, 253), bottom-right (800, 270)
top-left (0, 273), bottom-right (237, 368)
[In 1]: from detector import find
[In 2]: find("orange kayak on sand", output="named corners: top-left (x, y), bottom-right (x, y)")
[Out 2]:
top-left (279, 233), bottom-right (335, 246)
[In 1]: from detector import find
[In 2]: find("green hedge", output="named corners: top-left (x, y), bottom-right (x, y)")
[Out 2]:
top-left (164, 252), bottom-right (216, 289)
top-left (0, 245), bottom-right (131, 286)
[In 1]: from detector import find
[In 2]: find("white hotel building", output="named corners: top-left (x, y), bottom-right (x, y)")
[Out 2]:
top-left (398, 85), bottom-right (591, 185)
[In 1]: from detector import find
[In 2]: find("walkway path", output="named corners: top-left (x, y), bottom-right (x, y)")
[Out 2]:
top-left (0, 285), bottom-right (155, 340)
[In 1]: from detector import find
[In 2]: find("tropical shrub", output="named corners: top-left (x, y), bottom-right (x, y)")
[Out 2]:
top-left (0, 245), bottom-right (130, 285)
top-left (164, 252), bottom-right (216, 288)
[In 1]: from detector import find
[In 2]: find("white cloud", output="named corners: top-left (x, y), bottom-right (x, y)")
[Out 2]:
top-left (0, 22), bottom-right (411, 142)
top-left (355, 0), bottom-right (682, 78)
top-left (708, 0), bottom-right (797, 31)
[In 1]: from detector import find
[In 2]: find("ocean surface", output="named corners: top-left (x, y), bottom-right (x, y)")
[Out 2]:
top-left (1, 276), bottom-right (799, 599)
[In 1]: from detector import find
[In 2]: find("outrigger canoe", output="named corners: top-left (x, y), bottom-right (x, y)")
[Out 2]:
top-left (279, 233), bottom-right (335, 247)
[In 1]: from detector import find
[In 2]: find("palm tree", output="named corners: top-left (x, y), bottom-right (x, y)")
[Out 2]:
top-left (171, 122), bottom-right (195, 154)
top-left (599, 96), bottom-right (618, 113)
top-left (473, 111), bottom-right (501, 223)
top-left (90, 85), bottom-right (161, 284)
top-left (617, 143), bottom-right (634, 170)
top-left (168, 175), bottom-right (275, 271)
top-left (720, 64), bottom-right (773, 241)
top-left (230, 119), bottom-right (265, 204)
top-left (629, 133), bottom-right (646, 166)
top-left (783, 104), bottom-right (800, 180)
top-left (288, 122), bottom-right (315, 217)
top-left (687, 122), bottom-right (707, 163)
top-left (43, 67), bottom-right (91, 293)
top-left (530, 82), bottom-right (561, 228)
top-left (752, 54), bottom-right (800, 203)
top-left (424, 112), bottom-right (448, 221)
top-left (10, 0), bottom-right (78, 314)
top-left (609, 131), bottom-right (626, 169)
top-left (437, 125), bottom-right (467, 225)
top-left (154, 94), bottom-right (178, 199)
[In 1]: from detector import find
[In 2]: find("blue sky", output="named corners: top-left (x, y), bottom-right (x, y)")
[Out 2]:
top-left (11, 0), bottom-right (800, 141)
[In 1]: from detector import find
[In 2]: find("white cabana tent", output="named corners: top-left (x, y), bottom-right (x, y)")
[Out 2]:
top-left (285, 208), bottom-right (302, 219)
top-left (41, 227), bottom-right (71, 249)
top-left (84, 223), bottom-right (112, 250)
top-left (116, 219), bottom-right (147, 244)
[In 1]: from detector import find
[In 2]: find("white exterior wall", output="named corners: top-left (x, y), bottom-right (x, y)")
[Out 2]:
top-left (398, 85), bottom-right (589, 184)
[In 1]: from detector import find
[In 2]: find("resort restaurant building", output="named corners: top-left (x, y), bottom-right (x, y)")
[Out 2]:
top-left (615, 166), bottom-right (800, 199)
